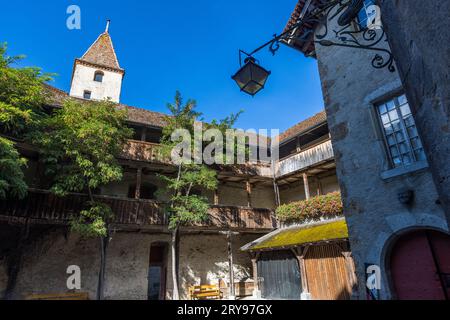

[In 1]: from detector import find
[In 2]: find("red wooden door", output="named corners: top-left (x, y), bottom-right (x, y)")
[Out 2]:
top-left (390, 230), bottom-right (450, 300)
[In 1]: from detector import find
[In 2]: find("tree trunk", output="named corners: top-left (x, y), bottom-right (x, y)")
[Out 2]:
top-left (378, 0), bottom-right (450, 225)
top-left (171, 227), bottom-right (180, 300)
top-left (97, 234), bottom-right (108, 300)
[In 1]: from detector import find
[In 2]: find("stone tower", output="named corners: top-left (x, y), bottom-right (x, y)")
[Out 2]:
top-left (69, 21), bottom-right (124, 103)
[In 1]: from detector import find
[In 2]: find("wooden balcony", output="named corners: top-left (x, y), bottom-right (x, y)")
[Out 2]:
top-left (275, 140), bottom-right (334, 177)
top-left (120, 140), bottom-right (167, 163)
top-left (0, 189), bottom-right (275, 232)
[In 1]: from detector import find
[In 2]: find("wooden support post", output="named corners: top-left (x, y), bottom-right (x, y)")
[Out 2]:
top-left (316, 177), bottom-right (323, 196)
top-left (246, 179), bottom-right (252, 208)
top-left (227, 231), bottom-right (236, 299)
top-left (135, 167), bottom-right (142, 199)
top-left (338, 243), bottom-right (358, 293)
top-left (292, 246), bottom-right (310, 298)
top-left (273, 179), bottom-right (281, 207)
top-left (141, 127), bottom-right (147, 142)
top-left (214, 189), bottom-right (219, 205)
top-left (296, 137), bottom-right (301, 153)
top-left (250, 252), bottom-right (260, 298)
top-left (303, 173), bottom-right (310, 200)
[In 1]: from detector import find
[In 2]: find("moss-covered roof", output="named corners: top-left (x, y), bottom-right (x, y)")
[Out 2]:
top-left (242, 219), bottom-right (349, 251)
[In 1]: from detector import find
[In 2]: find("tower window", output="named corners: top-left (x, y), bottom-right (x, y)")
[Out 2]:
top-left (376, 93), bottom-right (426, 168)
top-left (94, 71), bottom-right (104, 82)
top-left (83, 90), bottom-right (92, 100)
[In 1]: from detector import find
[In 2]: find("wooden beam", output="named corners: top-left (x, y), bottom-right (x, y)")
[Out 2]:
top-left (273, 179), bottom-right (281, 207)
top-left (250, 252), bottom-right (260, 294)
top-left (303, 173), bottom-right (310, 200)
top-left (292, 246), bottom-right (310, 294)
top-left (316, 177), bottom-right (323, 196)
top-left (246, 179), bottom-right (252, 208)
top-left (214, 189), bottom-right (219, 206)
top-left (227, 231), bottom-right (236, 299)
top-left (141, 127), bottom-right (147, 142)
top-left (135, 167), bottom-right (142, 199)
top-left (336, 243), bottom-right (357, 290)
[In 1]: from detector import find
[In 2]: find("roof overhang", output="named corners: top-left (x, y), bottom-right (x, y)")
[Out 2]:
top-left (241, 218), bottom-right (348, 252)
top-left (281, 0), bottom-right (324, 57)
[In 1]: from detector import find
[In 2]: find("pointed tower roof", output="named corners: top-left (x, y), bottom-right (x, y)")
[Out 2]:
top-left (78, 20), bottom-right (123, 72)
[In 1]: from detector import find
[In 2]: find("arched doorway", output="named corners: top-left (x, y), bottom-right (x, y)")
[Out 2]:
top-left (389, 229), bottom-right (450, 300)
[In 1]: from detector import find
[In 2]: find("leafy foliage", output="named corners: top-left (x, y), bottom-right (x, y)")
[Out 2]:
top-left (0, 137), bottom-right (27, 199)
top-left (70, 202), bottom-right (114, 238)
top-left (34, 99), bottom-right (133, 236)
top-left (0, 43), bottom-right (52, 137)
top-left (0, 43), bottom-right (52, 199)
top-left (276, 192), bottom-right (343, 224)
top-left (158, 91), bottom-right (242, 230)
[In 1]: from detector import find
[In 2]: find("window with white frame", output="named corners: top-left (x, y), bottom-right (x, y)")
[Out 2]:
top-left (357, 0), bottom-right (378, 30)
top-left (376, 94), bottom-right (426, 168)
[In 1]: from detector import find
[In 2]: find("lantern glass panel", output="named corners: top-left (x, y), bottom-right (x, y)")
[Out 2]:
top-left (232, 58), bottom-right (271, 96)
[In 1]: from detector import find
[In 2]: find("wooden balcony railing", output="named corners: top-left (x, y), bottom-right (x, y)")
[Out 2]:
top-left (0, 189), bottom-right (275, 231)
top-left (275, 140), bottom-right (334, 177)
top-left (120, 140), bottom-right (167, 163)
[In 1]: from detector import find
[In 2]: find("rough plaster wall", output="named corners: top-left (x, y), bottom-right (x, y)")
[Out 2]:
top-left (103, 232), bottom-right (171, 300)
top-left (13, 230), bottom-right (101, 299)
top-left (279, 175), bottom-right (339, 204)
top-left (217, 184), bottom-right (276, 209)
top-left (9, 229), bottom-right (262, 300)
top-left (100, 172), bottom-right (170, 201)
top-left (70, 64), bottom-right (122, 102)
top-left (178, 233), bottom-right (260, 300)
top-left (314, 9), bottom-right (449, 299)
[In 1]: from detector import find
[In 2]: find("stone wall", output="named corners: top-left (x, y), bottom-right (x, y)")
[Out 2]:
top-left (313, 6), bottom-right (449, 299)
top-left (378, 0), bottom-right (450, 227)
top-left (0, 225), bottom-right (261, 300)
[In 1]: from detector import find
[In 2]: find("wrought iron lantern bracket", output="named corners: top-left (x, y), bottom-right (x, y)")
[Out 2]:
top-left (237, 0), bottom-right (395, 73)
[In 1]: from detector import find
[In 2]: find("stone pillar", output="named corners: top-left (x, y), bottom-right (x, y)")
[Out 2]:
top-left (378, 0), bottom-right (450, 225)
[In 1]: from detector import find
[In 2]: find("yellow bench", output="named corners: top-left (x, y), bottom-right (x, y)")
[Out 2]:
top-left (25, 292), bottom-right (90, 300)
top-left (189, 284), bottom-right (223, 300)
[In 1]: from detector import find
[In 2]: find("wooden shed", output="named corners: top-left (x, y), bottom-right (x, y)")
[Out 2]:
top-left (241, 218), bottom-right (357, 300)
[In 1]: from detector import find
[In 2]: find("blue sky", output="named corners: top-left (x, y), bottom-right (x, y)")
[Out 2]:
top-left (1, 0), bottom-right (324, 133)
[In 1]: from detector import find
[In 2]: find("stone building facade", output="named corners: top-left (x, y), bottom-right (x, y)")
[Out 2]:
top-left (0, 24), bottom-right (341, 300)
top-left (283, 0), bottom-right (450, 300)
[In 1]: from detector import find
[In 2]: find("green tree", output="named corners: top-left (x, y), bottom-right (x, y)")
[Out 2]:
top-left (0, 43), bottom-right (52, 199)
top-left (158, 91), bottom-right (241, 299)
top-left (35, 98), bottom-right (132, 299)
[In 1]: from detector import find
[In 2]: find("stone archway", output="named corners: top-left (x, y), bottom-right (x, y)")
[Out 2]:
top-left (388, 229), bottom-right (450, 300)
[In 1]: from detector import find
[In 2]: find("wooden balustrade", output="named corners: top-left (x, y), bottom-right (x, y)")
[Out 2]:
top-left (0, 189), bottom-right (275, 231)
top-left (120, 140), bottom-right (167, 163)
top-left (275, 140), bottom-right (335, 177)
